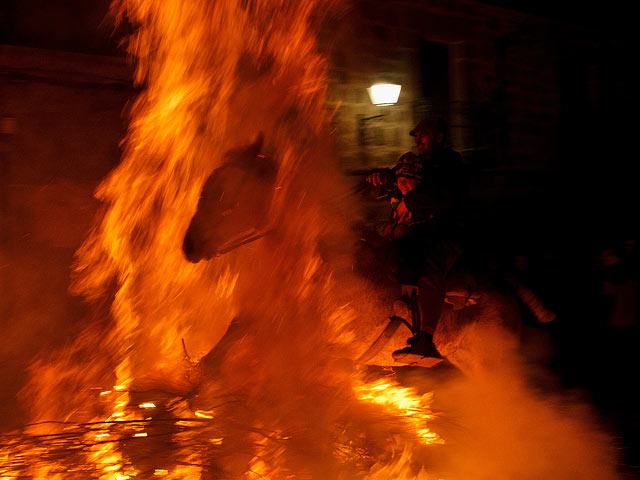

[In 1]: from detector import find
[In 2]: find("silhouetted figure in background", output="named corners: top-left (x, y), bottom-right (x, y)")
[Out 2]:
top-left (590, 238), bottom-right (640, 471)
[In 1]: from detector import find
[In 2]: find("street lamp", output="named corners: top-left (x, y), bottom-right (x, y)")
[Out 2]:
top-left (367, 83), bottom-right (401, 106)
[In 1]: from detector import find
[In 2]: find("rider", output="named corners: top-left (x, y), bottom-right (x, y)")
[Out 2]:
top-left (366, 116), bottom-right (468, 362)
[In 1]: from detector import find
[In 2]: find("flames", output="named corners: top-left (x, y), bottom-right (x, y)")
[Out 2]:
top-left (0, 0), bottom-right (444, 478)
top-left (0, 0), bottom-right (622, 478)
top-left (354, 379), bottom-right (443, 446)
top-left (0, 375), bottom-right (441, 478)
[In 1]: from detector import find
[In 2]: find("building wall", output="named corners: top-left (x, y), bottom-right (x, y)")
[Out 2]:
top-left (0, 45), bottom-right (134, 427)
top-left (323, 0), bottom-right (595, 177)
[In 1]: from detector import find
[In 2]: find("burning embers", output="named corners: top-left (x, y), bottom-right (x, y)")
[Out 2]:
top-left (0, 374), bottom-right (442, 478)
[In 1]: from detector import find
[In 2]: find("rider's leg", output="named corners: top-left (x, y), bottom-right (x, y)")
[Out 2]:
top-left (418, 239), bottom-right (463, 334)
top-left (418, 269), bottom-right (446, 335)
top-left (391, 265), bottom-right (446, 363)
top-left (392, 240), bottom-right (462, 364)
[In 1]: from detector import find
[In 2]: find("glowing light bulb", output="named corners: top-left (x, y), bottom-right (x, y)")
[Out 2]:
top-left (367, 84), bottom-right (401, 105)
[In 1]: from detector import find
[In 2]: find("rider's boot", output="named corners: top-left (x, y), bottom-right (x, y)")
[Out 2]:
top-left (392, 331), bottom-right (443, 367)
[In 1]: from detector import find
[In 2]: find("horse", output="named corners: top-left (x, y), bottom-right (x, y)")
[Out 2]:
top-left (182, 143), bottom-right (553, 376)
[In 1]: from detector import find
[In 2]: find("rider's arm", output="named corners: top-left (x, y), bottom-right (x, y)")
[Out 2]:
top-left (365, 168), bottom-right (395, 188)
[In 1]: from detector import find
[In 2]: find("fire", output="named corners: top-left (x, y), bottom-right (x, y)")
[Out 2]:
top-left (3, 370), bottom-right (443, 477)
top-left (1, 0), bottom-right (442, 477)
top-left (354, 379), bottom-right (443, 446)
top-left (0, 0), bottom-right (621, 478)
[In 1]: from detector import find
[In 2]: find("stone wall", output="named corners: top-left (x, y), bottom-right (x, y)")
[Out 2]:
top-left (323, 0), bottom-right (596, 176)
top-left (0, 45), bottom-right (134, 427)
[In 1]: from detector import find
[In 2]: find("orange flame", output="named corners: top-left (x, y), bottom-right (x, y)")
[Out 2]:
top-left (354, 378), bottom-right (443, 446)
top-left (4, 0), bottom-right (443, 477)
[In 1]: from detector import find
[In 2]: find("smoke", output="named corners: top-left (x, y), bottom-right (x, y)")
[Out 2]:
top-left (402, 348), bottom-right (620, 480)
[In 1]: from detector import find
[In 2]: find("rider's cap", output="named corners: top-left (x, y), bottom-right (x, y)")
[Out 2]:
top-left (395, 152), bottom-right (423, 181)
top-left (410, 116), bottom-right (446, 137)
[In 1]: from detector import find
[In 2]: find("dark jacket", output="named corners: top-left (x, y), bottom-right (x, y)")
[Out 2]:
top-left (402, 147), bottom-right (468, 238)
top-left (384, 146), bottom-right (468, 283)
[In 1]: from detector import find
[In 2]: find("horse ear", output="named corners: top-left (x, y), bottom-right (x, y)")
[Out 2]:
top-left (222, 133), bottom-right (265, 164)
top-left (251, 132), bottom-right (264, 152)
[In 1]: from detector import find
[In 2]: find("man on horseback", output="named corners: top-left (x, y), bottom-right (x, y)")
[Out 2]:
top-left (366, 116), bottom-right (469, 363)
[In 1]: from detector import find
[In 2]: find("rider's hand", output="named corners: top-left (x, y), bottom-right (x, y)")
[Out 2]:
top-left (366, 171), bottom-right (384, 187)
top-left (395, 200), bottom-right (411, 225)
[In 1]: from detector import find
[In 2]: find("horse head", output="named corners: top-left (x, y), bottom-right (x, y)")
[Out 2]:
top-left (183, 134), bottom-right (278, 263)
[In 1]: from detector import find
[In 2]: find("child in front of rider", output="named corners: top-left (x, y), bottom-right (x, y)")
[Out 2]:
top-left (383, 152), bottom-right (424, 240)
